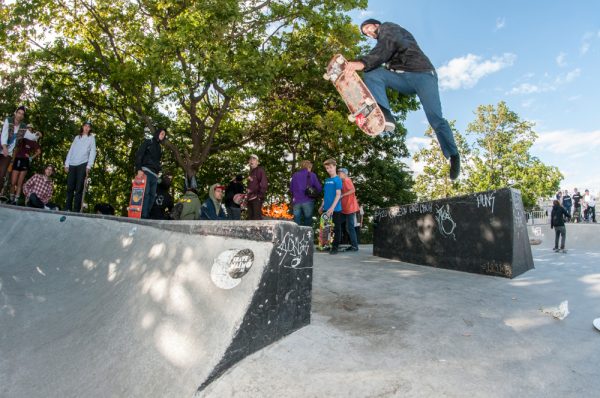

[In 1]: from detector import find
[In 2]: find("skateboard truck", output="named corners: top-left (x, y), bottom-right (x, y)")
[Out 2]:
top-left (347, 97), bottom-right (376, 127)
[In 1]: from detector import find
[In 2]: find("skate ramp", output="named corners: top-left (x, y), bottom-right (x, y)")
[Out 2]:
top-left (0, 206), bottom-right (312, 397)
top-left (373, 188), bottom-right (534, 278)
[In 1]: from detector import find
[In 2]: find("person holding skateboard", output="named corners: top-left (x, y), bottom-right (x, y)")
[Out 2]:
top-left (9, 126), bottom-right (42, 205)
top-left (346, 19), bottom-right (461, 180)
top-left (319, 159), bottom-right (343, 255)
top-left (134, 127), bottom-right (166, 219)
top-left (64, 121), bottom-right (96, 212)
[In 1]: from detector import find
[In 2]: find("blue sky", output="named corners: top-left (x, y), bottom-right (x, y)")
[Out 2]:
top-left (348, 0), bottom-right (600, 195)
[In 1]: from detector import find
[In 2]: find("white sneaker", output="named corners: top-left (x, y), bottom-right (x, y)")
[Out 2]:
top-left (383, 122), bottom-right (395, 132)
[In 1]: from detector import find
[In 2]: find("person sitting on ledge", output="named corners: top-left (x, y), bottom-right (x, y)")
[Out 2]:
top-left (23, 164), bottom-right (59, 210)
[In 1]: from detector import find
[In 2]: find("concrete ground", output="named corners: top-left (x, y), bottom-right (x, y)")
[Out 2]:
top-left (204, 224), bottom-right (600, 397)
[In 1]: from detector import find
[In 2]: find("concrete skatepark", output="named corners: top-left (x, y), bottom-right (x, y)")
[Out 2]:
top-left (1, 204), bottom-right (599, 397)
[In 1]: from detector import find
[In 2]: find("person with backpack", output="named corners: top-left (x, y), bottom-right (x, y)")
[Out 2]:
top-left (176, 187), bottom-right (202, 220)
top-left (134, 127), bottom-right (166, 219)
top-left (290, 160), bottom-right (322, 227)
top-left (224, 174), bottom-right (245, 220)
top-left (9, 125), bottom-right (42, 205)
top-left (550, 199), bottom-right (571, 253)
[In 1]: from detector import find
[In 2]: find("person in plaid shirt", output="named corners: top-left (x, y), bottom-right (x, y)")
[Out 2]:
top-left (23, 165), bottom-right (58, 209)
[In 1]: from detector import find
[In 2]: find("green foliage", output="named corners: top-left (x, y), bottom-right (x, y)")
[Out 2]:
top-left (413, 102), bottom-right (562, 208)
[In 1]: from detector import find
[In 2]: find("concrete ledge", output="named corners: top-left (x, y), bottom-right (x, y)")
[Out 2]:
top-left (0, 206), bottom-right (313, 396)
top-left (373, 188), bottom-right (534, 278)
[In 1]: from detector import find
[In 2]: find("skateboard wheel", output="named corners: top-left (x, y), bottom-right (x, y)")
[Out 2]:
top-left (347, 114), bottom-right (356, 123)
top-left (323, 73), bottom-right (330, 80)
top-left (364, 98), bottom-right (375, 106)
top-left (335, 56), bottom-right (344, 65)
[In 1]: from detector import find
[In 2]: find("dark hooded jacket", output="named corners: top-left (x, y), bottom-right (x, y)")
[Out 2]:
top-left (550, 204), bottom-right (570, 228)
top-left (135, 130), bottom-right (163, 174)
top-left (359, 22), bottom-right (434, 73)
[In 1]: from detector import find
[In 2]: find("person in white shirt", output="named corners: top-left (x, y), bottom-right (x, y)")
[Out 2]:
top-left (583, 189), bottom-right (596, 223)
top-left (64, 121), bottom-right (96, 212)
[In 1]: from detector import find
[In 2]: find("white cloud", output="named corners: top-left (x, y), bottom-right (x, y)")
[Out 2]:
top-left (508, 68), bottom-right (581, 95)
top-left (438, 53), bottom-right (516, 90)
top-left (495, 17), bottom-right (506, 31)
top-left (521, 99), bottom-right (535, 108)
top-left (405, 137), bottom-right (433, 175)
top-left (556, 52), bottom-right (567, 67)
top-left (359, 10), bottom-right (375, 18)
top-left (580, 31), bottom-right (600, 55)
top-left (534, 129), bottom-right (600, 155)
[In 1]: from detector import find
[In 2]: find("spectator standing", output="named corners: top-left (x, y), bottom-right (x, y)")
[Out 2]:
top-left (290, 160), bottom-right (322, 227)
top-left (224, 174), bottom-right (245, 220)
top-left (337, 167), bottom-right (359, 252)
top-left (550, 199), bottom-right (570, 253)
top-left (572, 188), bottom-right (582, 223)
top-left (1, 106), bottom-right (27, 185)
top-left (583, 189), bottom-right (596, 223)
top-left (200, 184), bottom-right (228, 220)
top-left (562, 190), bottom-right (572, 218)
top-left (23, 165), bottom-right (58, 209)
top-left (64, 121), bottom-right (97, 212)
top-left (319, 159), bottom-right (343, 255)
top-left (149, 174), bottom-right (174, 220)
top-left (246, 154), bottom-right (268, 220)
top-left (9, 126), bottom-right (42, 205)
top-left (134, 127), bottom-right (166, 218)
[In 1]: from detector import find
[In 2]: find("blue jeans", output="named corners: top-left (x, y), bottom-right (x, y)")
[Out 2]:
top-left (142, 171), bottom-right (158, 219)
top-left (344, 213), bottom-right (359, 248)
top-left (363, 68), bottom-right (458, 158)
top-left (293, 201), bottom-right (314, 227)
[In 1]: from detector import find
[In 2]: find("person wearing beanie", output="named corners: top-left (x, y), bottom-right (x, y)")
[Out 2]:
top-left (224, 174), bottom-right (246, 220)
top-left (1, 106), bottom-right (28, 185)
top-left (346, 19), bottom-right (461, 180)
top-left (134, 126), bottom-right (166, 218)
top-left (64, 121), bottom-right (97, 212)
top-left (200, 184), bottom-right (228, 220)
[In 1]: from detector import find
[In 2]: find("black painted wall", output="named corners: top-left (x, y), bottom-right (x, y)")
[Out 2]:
top-left (197, 222), bottom-right (313, 392)
top-left (373, 188), bottom-right (534, 278)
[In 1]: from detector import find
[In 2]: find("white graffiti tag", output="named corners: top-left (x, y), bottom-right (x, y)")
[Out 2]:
top-left (276, 231), bottom-right (311, 268)
top-left (435, 204), bottom-right (457, 240)
top-left (476, 192), bottom-right (496, 213)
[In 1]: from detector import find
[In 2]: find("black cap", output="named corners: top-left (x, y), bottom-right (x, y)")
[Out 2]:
top-left (360, 19), bottom-right (381, 35)
top-left (235, 174), bottom-right (244, 182)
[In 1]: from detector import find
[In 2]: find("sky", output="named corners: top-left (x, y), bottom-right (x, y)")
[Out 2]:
top-left (348, 0), bottom-right (600, 195)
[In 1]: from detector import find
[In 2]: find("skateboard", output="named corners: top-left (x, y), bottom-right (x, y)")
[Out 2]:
top-left (80, 177), bottom-right (91, 213)
top-left (317, 213), bottom-right (334, 251)
top-left (323, 54), bottom-right (386, 136)
top-left (127, 174), bottom-right (147, 218)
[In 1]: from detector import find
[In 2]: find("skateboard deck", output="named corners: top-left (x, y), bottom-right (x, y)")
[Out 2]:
top-left (324, 54), bottom-right (386, 136)
top-left (317, 213), bottom-right (334, 251)
top-left (128, 174), bottom-right (147, 218)
top-left (233, 193), bottom-right (248, 210)
top-left (80, 177), bottom-right (91, 213)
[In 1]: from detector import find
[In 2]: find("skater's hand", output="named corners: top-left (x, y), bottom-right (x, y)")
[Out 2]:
top-left (346, 61), bottom-right (365, 73)
top-left (326, 208), bottom-right (333, 217)
top-left (86, 167), bottom-right (91, 176)
top-left (318, 206), bottom-right (323, 214)
top-left (64, 166), bottom-right (69, 173)
top-left (2, 147), bottom-right (7, 157)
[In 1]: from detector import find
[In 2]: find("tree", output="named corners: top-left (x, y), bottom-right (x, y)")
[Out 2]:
top-left (466, 102), bottom-right (562, 207)
top-left (6, 0), bottom-right (368, 180)
top-left (412, 123), bottom-right (471, 200)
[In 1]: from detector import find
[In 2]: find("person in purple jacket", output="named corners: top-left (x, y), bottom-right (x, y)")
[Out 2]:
top-left (290, 160), bottom-right (322, 227)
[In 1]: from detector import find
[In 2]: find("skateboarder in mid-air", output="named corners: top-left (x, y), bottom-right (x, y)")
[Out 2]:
top-left (346, 19), bottom-right (461, 180)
